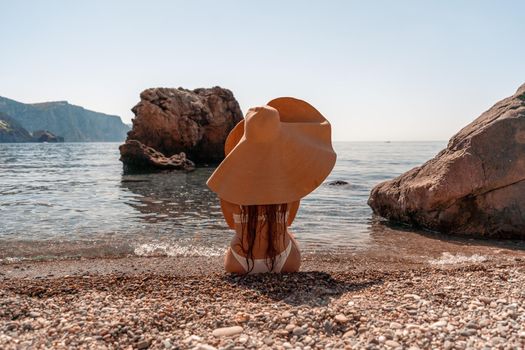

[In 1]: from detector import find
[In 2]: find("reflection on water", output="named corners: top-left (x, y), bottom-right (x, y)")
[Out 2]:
top-left (120, 169), bottom-right (223, 227)
top-left (0, 141), bottom-right (457, 260)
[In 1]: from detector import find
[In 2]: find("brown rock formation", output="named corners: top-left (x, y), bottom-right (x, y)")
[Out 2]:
top-left (119, 140), bottom-right (195, 172)
top-left (120, 86), bottom-right (243, 171)
top-left (368, 83), bottom-right (525, 238)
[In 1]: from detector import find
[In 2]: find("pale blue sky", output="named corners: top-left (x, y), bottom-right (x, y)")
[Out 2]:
top-left (1, 0), bottom-right (524, 141)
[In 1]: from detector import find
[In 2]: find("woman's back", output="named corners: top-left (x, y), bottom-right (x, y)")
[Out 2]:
top-left (222, 201), bottom-right (301, 274)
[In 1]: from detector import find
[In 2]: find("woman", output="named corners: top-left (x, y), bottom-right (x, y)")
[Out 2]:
top-left (207, 97), bottom-right (336, 274)
top-left (219, 199), bottom-right (302, 274)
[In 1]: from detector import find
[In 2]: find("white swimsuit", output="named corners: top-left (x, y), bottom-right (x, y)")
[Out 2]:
top-left (230, 211), bottom-right (292, 274)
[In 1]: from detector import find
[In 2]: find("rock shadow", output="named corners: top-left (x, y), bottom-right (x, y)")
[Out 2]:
top-left (222, 271), bottom-right (382, 307)
top-left (369, 216), bottom-right (525, 254)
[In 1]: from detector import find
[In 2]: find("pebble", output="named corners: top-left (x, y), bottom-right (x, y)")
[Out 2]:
top-left (292, 326), bottom-right (306, 336)
top-left (460, 329), bottom-right (476, 336)
top-left (430, 320), bottom-right (447, 328)
top-left (1, 258), bottom-right (524, 350)
top-left (403, 294), bottom-right (421, 300)
top-left (184, 335), bottom-right (202, 343)
top-left (238, 334), bottom-right (248, 343)
top-left (281, 311), bottom-right (293, 318)
top-left (197, 345), bottom-right (217, 350)
top-left (478, 296), bottom-right (491, 304)
top-left (212, 326), bottom-right (243, 337)
top-left (385, 340), bottom-right (400, 348)
top-left (135, 340), bottom-right (151, 349)
top-left (285, 324), bottom-right (295, 332)
top-left (263, 337), bottom-right (274, 346)
top-left (405, 323), bottom-right (420, 330)
top-left (490, 336), bottom-right (506, 345)
top-left (343, 329), bottom-right (356, 338)
top-left (390, 322), bottom-right (402, 329)
top-left (466, 321), bottom-right (479, 329)
top-left (334, 314), bottom-right (348, 323)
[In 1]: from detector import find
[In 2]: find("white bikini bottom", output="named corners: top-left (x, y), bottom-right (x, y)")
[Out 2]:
top-left (230, 241), bottom-right (292, 274)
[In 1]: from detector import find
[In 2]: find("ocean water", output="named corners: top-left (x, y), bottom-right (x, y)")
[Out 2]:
top-left (0, 141), bottom-right (447, 261)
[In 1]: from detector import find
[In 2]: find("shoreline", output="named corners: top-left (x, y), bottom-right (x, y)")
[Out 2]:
top-left (1, 245), bottom-right (525, 349)
top-left (1, 238), bottom-right (523, 280)
top-left (3, 218), bottom-right (525, 269)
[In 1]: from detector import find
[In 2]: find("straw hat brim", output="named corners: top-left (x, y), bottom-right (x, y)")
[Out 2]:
top-left (206, 97), bottom-right (336, 205)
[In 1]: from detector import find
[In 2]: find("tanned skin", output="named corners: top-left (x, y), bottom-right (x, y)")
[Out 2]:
top-left (220, 199), bottom-right (302, 274)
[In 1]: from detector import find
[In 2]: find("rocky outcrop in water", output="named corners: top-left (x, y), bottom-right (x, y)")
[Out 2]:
top-left (327, 180), bottom-right (349, 186)
top-left (0, 96), bottom-right (129, 142)
top-left (368, 83), bottom-right (525, 238)
top-left (119, 140), bottom-right (195, 172)
top-left (32, 130), bottom-right (64, 143)
top-left (119, 86), bottom-right (243, 171)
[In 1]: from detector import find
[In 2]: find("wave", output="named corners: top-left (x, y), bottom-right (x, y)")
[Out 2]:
top-left (133, 243), bottom-right (224, 257)
top-left (428, 252), bottom-right (487, 265)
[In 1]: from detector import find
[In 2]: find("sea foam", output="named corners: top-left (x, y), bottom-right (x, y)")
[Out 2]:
top-left (429, 252), bottom-right (487, 265)
top-left (133, 243), bottom-right (223, 257)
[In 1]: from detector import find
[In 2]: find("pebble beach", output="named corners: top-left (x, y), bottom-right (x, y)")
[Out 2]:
top-left (1, 245), bottom-right (525, 350)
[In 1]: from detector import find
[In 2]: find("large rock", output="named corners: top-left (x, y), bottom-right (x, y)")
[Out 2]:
top-left (368, 83), bottom-right (525, 238)
top-left (119, 140), bottom-right (195, 172)
top-left (120, 86), bottom-right (243, 170)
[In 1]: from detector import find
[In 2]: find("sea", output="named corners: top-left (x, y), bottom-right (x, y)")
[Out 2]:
top-left (0, 141), bottom-right (447, 261)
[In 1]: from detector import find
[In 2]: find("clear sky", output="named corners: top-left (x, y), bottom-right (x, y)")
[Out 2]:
top-left (1, 0), bottom-right (524, 141)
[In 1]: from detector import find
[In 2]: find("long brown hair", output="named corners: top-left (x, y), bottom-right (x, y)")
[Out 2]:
top-left (237, 203), bottom-right (288, 273)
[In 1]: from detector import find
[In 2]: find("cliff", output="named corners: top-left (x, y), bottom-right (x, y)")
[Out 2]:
top-left (0, 112), bottom-right (33, 142)
top-left (0, 112), bottom-right (64, 143)
top-left (0, 96), bottom-right (130, 142)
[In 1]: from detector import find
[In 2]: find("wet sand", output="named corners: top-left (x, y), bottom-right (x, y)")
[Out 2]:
top-left (2, 220), bottom-right (525, 279)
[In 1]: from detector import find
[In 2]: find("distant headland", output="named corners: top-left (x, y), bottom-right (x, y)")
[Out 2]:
top-left (0, 96), bottom-right (130, 142)
top-left (0, 112), bottom-right (63, 142)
